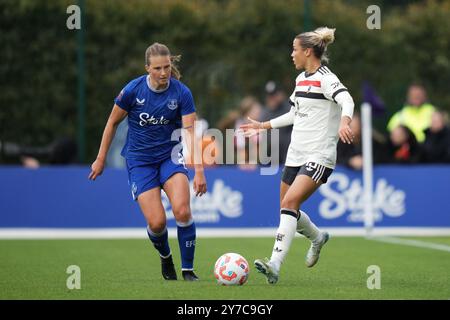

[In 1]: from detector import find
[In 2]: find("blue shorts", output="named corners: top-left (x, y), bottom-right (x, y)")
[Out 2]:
top-left (126, 154), bottom-right (188, 201)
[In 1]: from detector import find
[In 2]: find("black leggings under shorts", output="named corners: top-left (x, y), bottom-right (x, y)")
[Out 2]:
top-left (281, 162), bottom-right (333, 185)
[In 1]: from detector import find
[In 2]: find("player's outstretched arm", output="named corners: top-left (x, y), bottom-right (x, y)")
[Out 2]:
top-left (182, 112), bottom-right (207, 196)
top-left (239, 109), bottom-right (294, 137)
top-left (89, 104), bottom-right (128, 180)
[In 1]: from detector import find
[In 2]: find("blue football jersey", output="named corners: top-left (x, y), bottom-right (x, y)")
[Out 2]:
top-left (114, 75), bottom-right (196, 163)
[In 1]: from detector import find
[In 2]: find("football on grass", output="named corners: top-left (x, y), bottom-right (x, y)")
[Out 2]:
top-left (214, 253), bottom-right (249, 286)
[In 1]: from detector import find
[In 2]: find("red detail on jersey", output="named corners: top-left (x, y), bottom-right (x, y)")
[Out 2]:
top-left (297, 80), bottom-right (321, 87)
top-left (219, 266), bottom-right (237, 281)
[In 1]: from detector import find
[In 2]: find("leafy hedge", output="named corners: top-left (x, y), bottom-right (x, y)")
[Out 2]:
top-left (1, 0), bottom-right (449, 162)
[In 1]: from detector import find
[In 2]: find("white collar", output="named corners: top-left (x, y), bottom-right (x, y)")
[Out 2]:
top-left (146, 75), bottom-right (170, 93)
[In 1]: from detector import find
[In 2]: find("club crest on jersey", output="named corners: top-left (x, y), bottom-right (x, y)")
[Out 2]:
top-left (306, 86), bottom-right (312, 93)
top-left (167, 99), bottom-right (178, 110)
top-left (136, 98), bottom-right (145, 105)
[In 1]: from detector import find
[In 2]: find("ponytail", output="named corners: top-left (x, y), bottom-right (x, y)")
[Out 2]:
top-left (296, 27), bottom-right (336, 63)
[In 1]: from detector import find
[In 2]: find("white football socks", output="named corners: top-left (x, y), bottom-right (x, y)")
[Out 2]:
top-left (296, 210), bottom-right (320, 242)
top-left (270, 208), bottom-right (298, 273)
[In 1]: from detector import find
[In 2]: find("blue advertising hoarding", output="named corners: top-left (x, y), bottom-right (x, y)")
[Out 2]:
top-left (0, 166), bottom-right (449, 228)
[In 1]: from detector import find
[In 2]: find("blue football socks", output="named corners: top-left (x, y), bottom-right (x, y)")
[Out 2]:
top-left (177, 219), bottom-right (196, 270)
top-left (147, 226), bottom-right (171, 258)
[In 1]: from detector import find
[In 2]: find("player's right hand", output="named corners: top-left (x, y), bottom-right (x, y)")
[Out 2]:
top-left (88, 158), bottom-right (105, 180)
top-left (238, 117), bottom-right (263, 137)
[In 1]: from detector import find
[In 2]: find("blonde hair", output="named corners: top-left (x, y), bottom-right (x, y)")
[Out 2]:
top-left (296, 27), bottom-right (336, 63)
top-left (145, 42), bottom-right (182, 80)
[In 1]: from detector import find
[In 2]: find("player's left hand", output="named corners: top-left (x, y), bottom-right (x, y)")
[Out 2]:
top-left (339, 118), bottom-right (354, 144)
top-left (193, 170), bottom-right (207, 197)
top-left (89, 158), bottom-right (105, 180)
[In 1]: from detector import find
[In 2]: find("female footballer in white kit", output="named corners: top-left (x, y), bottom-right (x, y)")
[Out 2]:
top-left (240, 27), bottom-right (355, 284)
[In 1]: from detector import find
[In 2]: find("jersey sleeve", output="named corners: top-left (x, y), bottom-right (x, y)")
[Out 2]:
top-left (114, 83), bottom-right (134, 112)
top-left (180, 86), bottom-right (196, 116)
top-left (270, 110), bottom-right (294, 128)
top-left (322, 74), bottom-right (349, 103)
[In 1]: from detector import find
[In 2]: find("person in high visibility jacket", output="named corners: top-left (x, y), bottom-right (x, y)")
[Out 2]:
top-left (387, 84), bottom-right (435, 143)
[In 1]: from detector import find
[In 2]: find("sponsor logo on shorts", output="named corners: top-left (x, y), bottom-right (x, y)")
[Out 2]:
top-left (306, 162), bottom-right (317, 172)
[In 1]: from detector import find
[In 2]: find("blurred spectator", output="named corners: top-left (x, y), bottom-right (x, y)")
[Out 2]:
top-left (337, 112), bottom-right (388, 170)
top-left (20, 156), bottom-right (40, 169)
top-left (217, 96), bottom-right (260, 132)
top-left (217, 96), bottom-right (262, 167)
top-left (259, 81), bottom-right (292, 165)
top-left (421, 110), bottom-right (450, 163)
top-left (2, 137), bottom-right (78, 166)
top-left (387, 83), bottom-right (435, 143)
top-left (387, 125), bottom-right (422, 164)
top-left (235, 96), bottom-right (262, 169)
top-left (182, 115), bottom-right (219, 167)
top-left (47, 137), bottom-right (78, 164)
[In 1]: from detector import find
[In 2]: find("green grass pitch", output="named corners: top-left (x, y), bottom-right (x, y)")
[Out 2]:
top-left (1, 237), bottom-right (449, 299)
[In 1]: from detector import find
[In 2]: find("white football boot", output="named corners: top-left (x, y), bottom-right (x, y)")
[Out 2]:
top-left (305, 231), bottom-right (329, 268)
top-left (254, 258), bottom-right (279, 285)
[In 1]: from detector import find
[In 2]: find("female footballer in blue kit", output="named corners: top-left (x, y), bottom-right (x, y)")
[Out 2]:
top-left (89, 43), bottom-right (207, 281)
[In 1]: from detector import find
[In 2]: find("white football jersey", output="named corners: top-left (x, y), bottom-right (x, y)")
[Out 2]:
top-left (285, 65), bottom-right (349, 169)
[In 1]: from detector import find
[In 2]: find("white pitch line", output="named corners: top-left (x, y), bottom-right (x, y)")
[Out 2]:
top-left (369, 236), bottom-right (450, 253)
top-left (0, 228), bottom-right (450, 240)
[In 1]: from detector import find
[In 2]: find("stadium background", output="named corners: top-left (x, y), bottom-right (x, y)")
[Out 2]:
top-left (1, 0), bottom-right (449, 300)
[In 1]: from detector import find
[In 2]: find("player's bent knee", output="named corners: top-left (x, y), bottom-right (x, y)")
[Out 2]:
top-left (280, 197), bottom-right (300, 211)
top-left (148, 221), bottom-right (166, 234)
top-left (172, 204), bottom-right (191, 223)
